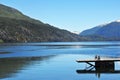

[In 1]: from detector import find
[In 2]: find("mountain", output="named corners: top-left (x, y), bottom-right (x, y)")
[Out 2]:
top-left (0, 4), bottom-right (85, 42)
top-left (80, 21), bottom-right (120, 40)
top-left (80, 26), bottom-right (101, 36)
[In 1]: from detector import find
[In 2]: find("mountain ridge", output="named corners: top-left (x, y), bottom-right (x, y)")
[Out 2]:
top-left (0, 4), bottom-right (86, 42)
top-left (0, 4), bottom-right (44, 25)
top-left (80, 20), bottom-right (120, 40)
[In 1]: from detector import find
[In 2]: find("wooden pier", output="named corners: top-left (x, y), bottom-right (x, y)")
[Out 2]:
top-left (76, 57), bottom-right (120, 71)
top-left (76, 58), bottom-right (120, 62)
top-left (76, 57), bottom-right (120, 78)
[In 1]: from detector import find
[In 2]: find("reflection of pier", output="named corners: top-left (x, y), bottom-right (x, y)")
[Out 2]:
top-left (76, 69), bottom-right (120, 78)
top-left (76, 57), bottom-right (120, 78)
top-left (76, 70), bottom-right (120, 73)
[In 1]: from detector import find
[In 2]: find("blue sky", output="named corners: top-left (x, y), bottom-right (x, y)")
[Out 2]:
top-left (0, 0), bottom-right (120, 33)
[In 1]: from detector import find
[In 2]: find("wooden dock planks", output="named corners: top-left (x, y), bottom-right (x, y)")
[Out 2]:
top-left (76, 58), bottom-right (120, 63)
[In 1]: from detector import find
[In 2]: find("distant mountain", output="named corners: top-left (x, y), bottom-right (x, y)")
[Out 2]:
top-left (80, 26), bottom-right (101, 36)
top-left (80, 20), bottom-right (120, 40)
top-left (0, 4), bottom-right (86, 42)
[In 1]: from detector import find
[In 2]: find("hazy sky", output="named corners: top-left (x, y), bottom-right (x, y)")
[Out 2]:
top-left (0, 0), bottom-right (120, 33)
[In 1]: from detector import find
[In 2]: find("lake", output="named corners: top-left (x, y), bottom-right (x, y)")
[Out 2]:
top-left (0, 42), bottom-right (120, 80)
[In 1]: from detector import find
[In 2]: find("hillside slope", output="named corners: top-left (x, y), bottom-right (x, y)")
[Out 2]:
top-left (0, 4), bottom-right (83, 42)
top-left (80, 21), bottom-right (120, 40)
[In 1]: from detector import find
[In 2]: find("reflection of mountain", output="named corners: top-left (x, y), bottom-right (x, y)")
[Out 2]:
top-left (0, 56), bottom-right (55, 79)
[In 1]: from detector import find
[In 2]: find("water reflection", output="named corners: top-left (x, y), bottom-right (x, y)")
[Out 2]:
top-left (76, 69), bottom-right (120, 78)
top-left (0, 51), bottom-right (11, 54)
top-left (0, 42), bottom-right (120, 80)
top-left (0, 55), bottom-right (55, 79)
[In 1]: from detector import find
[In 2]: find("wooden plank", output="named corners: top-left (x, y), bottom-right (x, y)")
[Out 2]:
top-left (76, 58), bottom-right (120, 63)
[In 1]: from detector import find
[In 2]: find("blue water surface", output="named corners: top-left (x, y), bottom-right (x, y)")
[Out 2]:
top-left (0, 41), bottom-right (120, 80)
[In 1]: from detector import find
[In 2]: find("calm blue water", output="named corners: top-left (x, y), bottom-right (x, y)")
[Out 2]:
top-left (0, 42), bottom-right (120, 80)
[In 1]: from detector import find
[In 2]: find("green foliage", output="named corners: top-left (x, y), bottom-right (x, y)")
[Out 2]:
top-left (0, 17), bottom-right (83, 42)
top-left (0, 39), bottom-right (3, 43)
